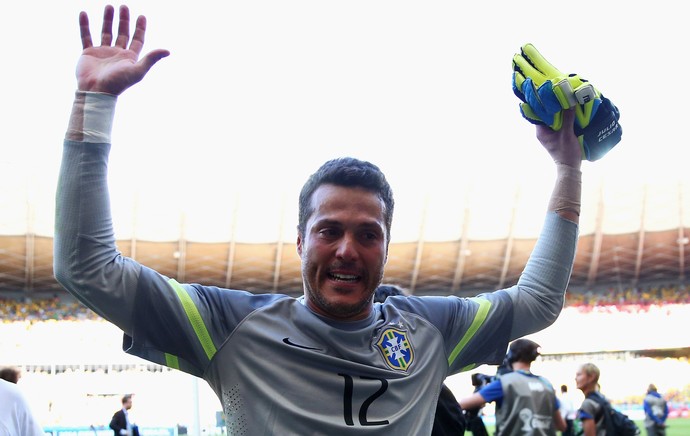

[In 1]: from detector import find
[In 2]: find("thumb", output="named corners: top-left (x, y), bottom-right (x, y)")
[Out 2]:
top-left (138, 49), bottom-right (170, 75)
top-left (561, 106), bottom-right (576, 130)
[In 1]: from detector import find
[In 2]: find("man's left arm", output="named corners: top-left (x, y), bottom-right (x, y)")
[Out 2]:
top-left (505, 109), bottom-right (581, 339)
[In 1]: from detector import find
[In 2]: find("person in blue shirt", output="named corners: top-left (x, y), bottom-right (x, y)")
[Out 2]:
top-left (643, 384), bottom-right (668, 436)
top-left (459, 339), bottom-right (566, 435)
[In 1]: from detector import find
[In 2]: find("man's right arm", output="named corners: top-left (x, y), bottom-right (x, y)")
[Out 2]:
top-left (54, 5), bottom-right (168, 333)
top-left (54, 92), bottom-right (141, 332)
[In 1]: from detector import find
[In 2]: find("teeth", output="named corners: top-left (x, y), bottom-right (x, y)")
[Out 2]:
top-left (332, 273), bottom-right (358, 281)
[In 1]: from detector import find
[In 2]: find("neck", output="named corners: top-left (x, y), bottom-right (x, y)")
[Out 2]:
top-left (512, 361), bottom-right (531, 372)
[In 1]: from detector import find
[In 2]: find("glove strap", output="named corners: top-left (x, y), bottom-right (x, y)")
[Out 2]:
top-left (553, 79), bottom-right (578, 108)
top-left (548, 164), bottom-right (582, 217)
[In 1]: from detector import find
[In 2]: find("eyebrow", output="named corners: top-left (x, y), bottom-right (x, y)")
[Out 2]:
top-left (313, 219), bottom-right (384, 231)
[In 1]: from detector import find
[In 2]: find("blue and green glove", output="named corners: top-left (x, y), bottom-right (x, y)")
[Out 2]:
top-left (512, 43), bottom-right (622, 161)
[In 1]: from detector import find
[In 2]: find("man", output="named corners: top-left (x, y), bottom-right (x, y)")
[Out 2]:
top-left (465, 374), bottom-right (491, 436)
top-left (0, 378), bottom-right (44, 436)
top-left (109, 394), bottom-right (138, 436)
top-left (54, 5), bottom-right (582, 434)
top-left (559, 384), bottom-right (577, 436)
top-left (643, 384), bottom-right (668, 436)
top-left (459, 339), bottom-right (566, 435)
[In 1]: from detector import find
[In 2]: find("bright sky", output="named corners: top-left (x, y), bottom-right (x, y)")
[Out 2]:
top-left (2, 0), bottom-right (689, 244)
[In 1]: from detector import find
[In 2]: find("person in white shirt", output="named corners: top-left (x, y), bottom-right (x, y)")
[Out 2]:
top-left (0, 378), bottom-right (44, 436)
top-left (559, 384), bottom-right (578, 436)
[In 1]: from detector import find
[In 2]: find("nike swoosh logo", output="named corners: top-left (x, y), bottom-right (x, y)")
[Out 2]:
top-left (282, 337), bottom-right (323, 351)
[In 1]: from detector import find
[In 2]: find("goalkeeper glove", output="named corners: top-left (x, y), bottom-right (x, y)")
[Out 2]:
top-left (512, 43), bottom-right (622, 161)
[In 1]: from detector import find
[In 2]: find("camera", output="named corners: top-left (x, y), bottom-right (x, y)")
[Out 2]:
top-left (471, 373), bottom-right (496, 389)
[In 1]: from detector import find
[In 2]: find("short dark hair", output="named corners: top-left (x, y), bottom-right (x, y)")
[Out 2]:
top-left (373, 284), bottom-right (406, 303)
top-left (122, 394), bottom-right (133, 404)
top-left (0, 366), bottom-right (21, 384)
top-left (298, 157), bottom-right (394, 242)
top-left (507, 338), bottom-right (541, 364)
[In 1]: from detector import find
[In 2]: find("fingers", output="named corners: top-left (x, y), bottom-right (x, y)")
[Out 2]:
top-left (115, 5), bottom-right (131, 49)
top-left (79, 11), bottom-right (93, 49)
top-left (128, 15), bottom-right (147, 55)
top-left (521, 43), bottom-right (563, 79)
top-left (87, 4), bottom-right (150, 54)
top-left (100, 5), bottom-right (114, 46)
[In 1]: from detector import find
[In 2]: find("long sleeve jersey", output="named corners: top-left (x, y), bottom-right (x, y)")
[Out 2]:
top-left (54, 92), bottom-right (578, 435)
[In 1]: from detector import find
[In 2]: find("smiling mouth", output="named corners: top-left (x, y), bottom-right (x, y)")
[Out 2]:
top-left (328, 272), bottom-right (360, 283)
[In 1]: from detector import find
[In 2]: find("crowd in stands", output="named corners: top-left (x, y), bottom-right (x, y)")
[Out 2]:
top-left (565, 283), bottom-right (690, 312)
top-left (0, 295), bottom-right (100, 322)
top-left (1, 283), bottom-right (689, 321)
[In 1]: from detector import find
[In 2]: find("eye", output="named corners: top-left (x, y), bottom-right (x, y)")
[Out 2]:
top-left (360, 230), bottom-right (381, 242)
top-left (318, 228), bottom-right (340, 238)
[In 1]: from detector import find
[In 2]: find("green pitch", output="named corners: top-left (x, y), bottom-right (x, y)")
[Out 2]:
top-left (481, 418), bottom-right (690, 435)
top-left (635, 418), bottom-right (690, 436)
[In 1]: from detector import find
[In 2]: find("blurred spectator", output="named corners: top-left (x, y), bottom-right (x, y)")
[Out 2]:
top-left (559, 384), bottom-right (578, 436)
top-left (644, 384), bottom-right (668, 436)
top-left (0, 378), bottom-right (44, 435)
top-left (110, 394), bottom-right (139, 436)
top-left (0, 366), bottom-right (21, 384)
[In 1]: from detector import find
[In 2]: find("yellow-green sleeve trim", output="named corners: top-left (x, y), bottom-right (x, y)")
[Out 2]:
top-left (448, 298), bottom-right (492, 367)
top-left (165, 353), bottom-right (180, 370)
top-left (168, 279), bottom-right (217, 361)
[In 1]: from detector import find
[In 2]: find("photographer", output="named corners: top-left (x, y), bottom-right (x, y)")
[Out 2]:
top-left (460, 339), bottom-right (566, 435)
top-left (464, 373), bottom-right (492, 436)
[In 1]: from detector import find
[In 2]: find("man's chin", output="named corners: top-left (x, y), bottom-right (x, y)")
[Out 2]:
top-left (313, 293), bottom-right (372, 320)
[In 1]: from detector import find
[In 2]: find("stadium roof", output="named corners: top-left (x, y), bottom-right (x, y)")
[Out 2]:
top-left (2, 178), bottom-right (689, 297)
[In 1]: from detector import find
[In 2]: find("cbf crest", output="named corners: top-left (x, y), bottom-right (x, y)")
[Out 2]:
top-left (376, 327), bottom-right (414, 371)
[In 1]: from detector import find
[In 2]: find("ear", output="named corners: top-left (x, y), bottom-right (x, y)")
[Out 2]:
top-left (296, 233), bottom-right (303, 256)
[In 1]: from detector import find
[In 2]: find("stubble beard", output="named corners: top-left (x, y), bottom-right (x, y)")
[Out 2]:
top-left (303, 264), bottom-right (384, 320)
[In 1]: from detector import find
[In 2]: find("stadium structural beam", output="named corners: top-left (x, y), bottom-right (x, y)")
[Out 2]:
top-left (451, 202), bottom-right (471, 294)
top-left (272, 198), bottom-right (286, 293)
top-left (498, 188), bottom-right (520, 289)
top-left (24, 201), bottom-right (35, 293)
top-left (225, 196), bottom-right (239, 289)
top-left (409, 195), bottom-right (429, 294)
top-left (176, 212), bottom-right (187, 283)
top-left (632, 184), bottom-right (648, 288)
top-left (678, 182), bottom-right (686, 282)
top-left (586, 183), bottom-right (605, 288)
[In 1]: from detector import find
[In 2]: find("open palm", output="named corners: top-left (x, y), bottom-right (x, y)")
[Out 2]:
top-left (76, 5), bottom-right (169, 95)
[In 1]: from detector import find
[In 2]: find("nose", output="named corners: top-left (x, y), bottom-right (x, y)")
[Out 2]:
top-left (335, 233), bottom-right (359, 262)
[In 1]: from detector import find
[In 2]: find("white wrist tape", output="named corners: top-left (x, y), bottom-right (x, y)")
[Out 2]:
top-left (66, 91), bottom-right (117, 143)
top-left (548, 163), bottom-right (582, 216)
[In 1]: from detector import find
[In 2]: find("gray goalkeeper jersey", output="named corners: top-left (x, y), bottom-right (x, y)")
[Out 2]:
top-left (54, 140), bottom-right (578, 435)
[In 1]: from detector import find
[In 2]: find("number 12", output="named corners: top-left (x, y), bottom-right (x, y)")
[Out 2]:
top-left (338, 373), bottom-right (390, 426)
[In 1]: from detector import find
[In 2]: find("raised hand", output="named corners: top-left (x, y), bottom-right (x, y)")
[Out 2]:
top-left (76, 5), bottom-right (169, 95)
top-left (536, 109), bottom-right (583, 170)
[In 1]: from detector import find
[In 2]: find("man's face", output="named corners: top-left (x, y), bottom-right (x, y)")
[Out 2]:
top-left (297, 184), bottom-right (388, 321)
top-left (124, 398), bottom-right (133, 410)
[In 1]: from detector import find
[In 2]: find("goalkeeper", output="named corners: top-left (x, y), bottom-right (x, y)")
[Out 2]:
top-left (512, 43), bottom-right (622, 161)
top-left (55, 5), bottom-right (585, 434)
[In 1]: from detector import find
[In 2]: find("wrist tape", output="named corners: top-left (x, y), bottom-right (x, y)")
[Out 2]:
top-left (66, 91), bottom-right (117, 143)
top-left (548, 163), bottom-right (582, 216)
